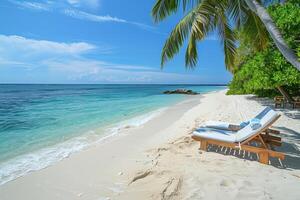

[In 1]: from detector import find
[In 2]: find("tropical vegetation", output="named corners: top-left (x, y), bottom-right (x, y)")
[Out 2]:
top-left (152, 0), bottom-right (300, 97)
top-left (227, 0), bottom-right (300, 97)
top-left (152, 0), bottom-right (300, 71)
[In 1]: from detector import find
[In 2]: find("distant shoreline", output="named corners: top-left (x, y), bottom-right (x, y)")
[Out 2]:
top-left (0, 83), bottom-right (228, 86)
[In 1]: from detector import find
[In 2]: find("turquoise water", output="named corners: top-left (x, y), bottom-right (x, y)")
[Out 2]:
top-left (0, 84), bottom-right (226, 184)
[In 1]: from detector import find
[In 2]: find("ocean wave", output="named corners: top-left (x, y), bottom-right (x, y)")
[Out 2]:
top-left (108, 107), bottom-right (167, 133)
top-left (0, 107), bottom-right (167, 185)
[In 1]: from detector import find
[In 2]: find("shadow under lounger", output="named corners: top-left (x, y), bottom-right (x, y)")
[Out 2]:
top-left (192, 109), bottom-right (285, 164)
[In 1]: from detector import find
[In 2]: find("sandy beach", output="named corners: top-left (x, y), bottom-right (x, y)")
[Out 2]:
top-left (0, 89), bottom-right (299, 200)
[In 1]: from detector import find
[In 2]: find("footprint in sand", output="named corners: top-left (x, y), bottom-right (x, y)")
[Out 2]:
top-left (161, 177), bottom-right (182, 200)
top-left (129, 170), bottom-right (152, 184)
top-left (220, 179), bottom-right (230, 187)
top-left (219, 178), bottom-right (237, 188)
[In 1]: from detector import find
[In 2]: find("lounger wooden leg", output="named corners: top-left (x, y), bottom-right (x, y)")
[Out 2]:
top-left (200, 140), bottom-right (207, 151)
top-left (259, 151), bottom-right (269, 164)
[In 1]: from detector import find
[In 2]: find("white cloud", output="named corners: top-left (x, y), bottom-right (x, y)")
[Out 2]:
top-left (0, 35), bottom-right (201, 84)
top-left (45, 59), bottom-right (201, 83)
top-left (67, 0), bottom-right (100, 10)
top-left (63, 9), bottom-right (155, 31)
top-left (9, 1), bottom-right (154, 31)
top-left (0, 58), bottom-right (30, 67)
top-left (106, 64), bottom-right (155, 71)
top-left (0, 34), bottom-right (97, 72)
top-left (89, 69), bottom-right (201, 84)
top-left (63, 9), bottom-right (126, 23)
top-left (10, 0), bottom-right (51, 11)
top-left (0, 35), bottom-right (95, 55)
top-left (45, 60), bottom-right (102, 78)
top-left (45, 59), bottom-right (155, 75)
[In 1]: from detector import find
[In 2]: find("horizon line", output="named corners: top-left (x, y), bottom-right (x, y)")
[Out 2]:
top-left (0, 83), bottom-right (228, 86)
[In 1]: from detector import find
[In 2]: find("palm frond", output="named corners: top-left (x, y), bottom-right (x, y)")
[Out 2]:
top-left (152, 0), bottom-right (202, 22)
top-left (227, 0), bottom-right (248, 29)
top-left (152, 0), bottom-right (180, 22)
top-left (153, 0), bottom-right (271, 71)
top-left (216, 9), bottom-right (237, 71)
top-left (161, 0), bottom-right (215, 68)
top-left (160, 8), bottom-right (197, 67)
top-left (243, 9), bottom-right (269, 49)
top-left (185, 32), bottom-right (198, 68)
top-left (182, 0), bottom-right (202, 12)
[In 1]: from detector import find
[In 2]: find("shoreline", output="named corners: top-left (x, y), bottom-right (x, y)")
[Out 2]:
top-left (0, 91), bottom-right (203, 199)
top-left (0, 92), bottom-right (201, 186)
top-left (1, 89), bottom-right (299, 200)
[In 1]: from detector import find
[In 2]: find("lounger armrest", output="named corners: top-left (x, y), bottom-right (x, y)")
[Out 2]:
top-left (265, 129), bottom-right (280, 135)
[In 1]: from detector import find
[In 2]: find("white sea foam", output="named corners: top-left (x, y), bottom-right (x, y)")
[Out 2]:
top-left (0, 107), bottom-right (167, 185)
top-left (0, 137), bottom-right (90, 185)
top-left (107, 107), bottom-right (167, 134)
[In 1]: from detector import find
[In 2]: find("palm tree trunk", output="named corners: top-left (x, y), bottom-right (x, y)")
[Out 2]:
top-left (245, 0), bottom-right (300, 71)
top-left (277, 86), bottom-right (293, 103)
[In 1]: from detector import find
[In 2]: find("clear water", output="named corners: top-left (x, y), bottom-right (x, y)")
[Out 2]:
top-left (0, 84), bottom-right (226, 184)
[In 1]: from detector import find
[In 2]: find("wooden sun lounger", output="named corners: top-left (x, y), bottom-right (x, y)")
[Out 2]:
top-left (228, 126), bottom-right (281, 148)
top-left (274, 96), bottom-right (285, 108)
top-left (277, 87), bottom-right (300, 109)
top-left (192, 115), bottom-right (285, 164)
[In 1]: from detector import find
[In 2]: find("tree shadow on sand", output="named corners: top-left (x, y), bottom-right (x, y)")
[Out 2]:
top-left (245, 96), bottom-right (300, 120)
top-left (203, 126), bottom-right (300, 170)
top-left (273, 126), bottom-right (300, 170)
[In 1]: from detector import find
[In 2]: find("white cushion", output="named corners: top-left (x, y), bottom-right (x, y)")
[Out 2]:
top-left (202, 107), bottom-right (272, 130)
top-left (203, 120), bottom-right (230, 129)
top-left (235, 109), bottom-right (279, 142)
top-left (193, 128), bottom-right (236, 142)
top-left (193, 108), bottom-right (279, 143)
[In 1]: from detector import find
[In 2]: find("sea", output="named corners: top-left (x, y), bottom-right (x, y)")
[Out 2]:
top-left (0, 84), bottom-right (226, 185)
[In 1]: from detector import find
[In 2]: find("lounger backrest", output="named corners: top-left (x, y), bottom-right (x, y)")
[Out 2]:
top-left (234, 109), bottom-right (279, 142)
top-left (255, 107), bottom-right (272, 119)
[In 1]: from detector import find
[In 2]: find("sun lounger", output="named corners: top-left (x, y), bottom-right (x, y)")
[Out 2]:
top-left (274, 96), bottom-right (285, 108)
top-left (192, 108), bottom-right (284, 164)
top-left (277, 87), bottom-right (300, 109)
top-left (202, 107), bottom-right (279, 133)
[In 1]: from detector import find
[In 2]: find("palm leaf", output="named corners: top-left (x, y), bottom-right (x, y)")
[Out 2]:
top-left (243, 9), bottom-right (269, 50)
top-left (160, 8), bottom-right (197, 67)
top-left (152, 0), bottom-right (180, 22)
top-left (152, 0), bottom-right (272, 71)
top-left (161, 0), bottom-right (215, 68)
top-left (216, 7), bottom-right (237, 71)
top-left (185, 32), bottom-right (198, 67)
top-left (227, 0), bottom-right (248, 29)
top-left (152, 0), bottom-right (202, 22)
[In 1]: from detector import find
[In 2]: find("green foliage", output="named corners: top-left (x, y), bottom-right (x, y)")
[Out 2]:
top-left (151, 0), bottom-right (268, 70)
top-left (228, 49), bottom-right (300, 94)
top-left (227, 1), bottom-right (300, 97)
top-left (268, 0), bottom-right (300, 49)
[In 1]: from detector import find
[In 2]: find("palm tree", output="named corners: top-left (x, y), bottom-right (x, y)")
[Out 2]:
top-left (152, 0), bottom-right (300, 71)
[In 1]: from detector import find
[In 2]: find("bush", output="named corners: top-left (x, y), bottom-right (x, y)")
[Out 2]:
top-left (227, 1), bottom-right (300, 97)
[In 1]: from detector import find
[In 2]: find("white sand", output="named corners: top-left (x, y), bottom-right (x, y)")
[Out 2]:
top-left (0, 90), bottom-right (299, 200)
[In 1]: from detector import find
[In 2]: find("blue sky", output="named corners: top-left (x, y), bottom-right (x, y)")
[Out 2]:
top-left (0, 0), bottom-right (232, 84)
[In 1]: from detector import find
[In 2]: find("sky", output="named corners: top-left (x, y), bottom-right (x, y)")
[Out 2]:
top-left (0, 0), bottom-right (232, 84)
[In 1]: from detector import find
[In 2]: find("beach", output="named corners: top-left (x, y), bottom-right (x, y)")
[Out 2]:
top-left (1, 0), bottom-right (299, 199)
top-left (0, 89), bottom-right (300, 200)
